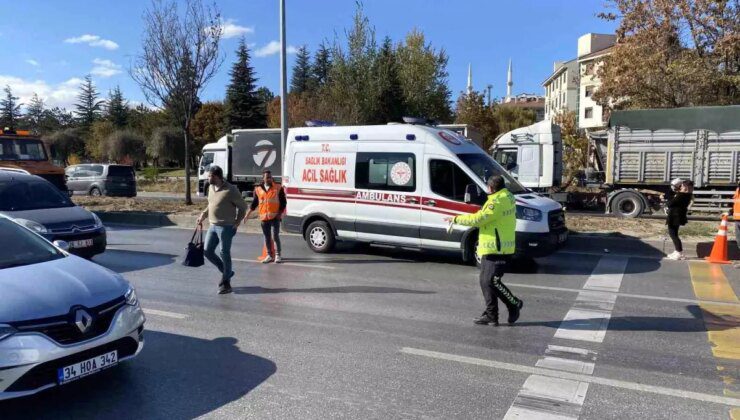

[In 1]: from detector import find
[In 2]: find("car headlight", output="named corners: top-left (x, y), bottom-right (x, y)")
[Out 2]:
top-left (0, 324), bottom-right (17, 342)
top-left (125, 287), bottom-right (139, 306)
top-left (15, 218), bottom-right (49, 234)
top-left (91, 213), bottom-right (104, 228)
top-left (516, 206), bottom-right (542, 222)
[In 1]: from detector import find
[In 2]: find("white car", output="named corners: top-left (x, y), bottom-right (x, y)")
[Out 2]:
top-left (0, 214), bottom-right (145, 401)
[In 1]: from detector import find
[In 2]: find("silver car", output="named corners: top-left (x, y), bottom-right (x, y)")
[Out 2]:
top-left (0, 214), bottom-right (145, 401)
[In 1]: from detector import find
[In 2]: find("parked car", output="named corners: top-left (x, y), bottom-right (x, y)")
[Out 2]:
top-left (0, 214), bottom-right (145, 401)
top-left (0, 171), bottom-right (107, 258)
top-left (65, 164), bottom-right (136, 197)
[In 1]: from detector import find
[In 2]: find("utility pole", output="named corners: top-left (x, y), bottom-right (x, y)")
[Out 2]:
top-left (486, 84), bottom-right (493, 107)
top-left (279, 0), bottom-right (288, 159)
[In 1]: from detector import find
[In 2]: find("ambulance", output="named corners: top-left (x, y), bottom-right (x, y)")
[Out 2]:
top-left (282, 120), bottom-right (567, 263)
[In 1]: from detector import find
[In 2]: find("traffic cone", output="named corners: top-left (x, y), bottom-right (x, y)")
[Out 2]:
top-left (257, 243), bottom-right (276, 261)
top-left (706, 214), bottom-right (731, 264)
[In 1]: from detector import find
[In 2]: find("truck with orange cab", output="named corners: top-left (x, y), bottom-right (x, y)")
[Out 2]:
top-left (0, 128), bottom-right (67, 192)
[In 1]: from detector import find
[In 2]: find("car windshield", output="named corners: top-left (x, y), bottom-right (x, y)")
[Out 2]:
top-left (0, 138), bottom-right (48, 161)
top-left (0, 218), bottom-right (64, 269)
top-left (0, 180), bottom-right (75, 211)
top-left (457, 153), bottom-right (526, 194)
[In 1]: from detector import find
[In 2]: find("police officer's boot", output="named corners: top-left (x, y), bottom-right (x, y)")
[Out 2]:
top-left (507, 300), bottom-right (524, 325)
top-left (474, 312), bottom-right (499, 326)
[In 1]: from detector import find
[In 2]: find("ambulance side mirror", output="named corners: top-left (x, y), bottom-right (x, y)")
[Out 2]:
top-left (464, 184), bottom-right (484, 205)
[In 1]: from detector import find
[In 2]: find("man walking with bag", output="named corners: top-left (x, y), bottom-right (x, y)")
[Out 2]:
top-left (245, 169), bottom-right (286, 263)
top-left (445, 175), bottom-right (523, 326)
top-left (196, 165), bottom-right (247, 294)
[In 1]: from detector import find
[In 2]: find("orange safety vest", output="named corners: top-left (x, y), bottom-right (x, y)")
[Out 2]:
top-left (734, 188), bottom-right (740, 221)
top-left (255, 183), bottom-right (282, 221)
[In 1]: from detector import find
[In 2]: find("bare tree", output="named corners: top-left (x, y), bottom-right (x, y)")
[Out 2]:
top-left (130, 0), bottom-right (223, 204)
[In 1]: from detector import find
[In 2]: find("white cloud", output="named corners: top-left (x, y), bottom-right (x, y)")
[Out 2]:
top-left (0, 75), bottom-right (84, 110)
top-left (64, 34), bottom-right (119, 50)
top-left (254, 41), bottom-right (298, 57)
top-left (90, 58), bottom-right (122, 78)
top-left (221, 19), bottom-right (254, 39)
top-left (26, 59), bottom-right (39, 67)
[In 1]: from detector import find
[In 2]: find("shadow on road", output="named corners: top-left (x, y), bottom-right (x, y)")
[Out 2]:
top-left (515, 305), bottom-right (737, 333)
top-left (0, 331), bottom-right (276, 420)
top-left (695, 240), bottom-right (739, 260)
top-left (93, 249), bottom-right (177, 273)
top-left (233, 285), bottom-right (435, 295)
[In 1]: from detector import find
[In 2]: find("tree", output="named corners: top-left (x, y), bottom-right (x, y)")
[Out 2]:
top-left (553, 111), bottom-right (588, 187)
top-left (128, 105), bottom-right (171, 140)
top-left (371, 36), bottom-right (405, 123)
top-left (290, 45), bottom-right (312, 94)
top-left (396, 30), bottom-right (452, 122)
top-left (148, 126), bottom-right (185, 166)
top-left (130, 0), bottom-right (223, 204)
top-left (74, 75), bottom-right (105, 129)
top-left (191, 101), bottom-right (226, 151)
top-left (43, 129), bottom-right (85, 165)
top-left (104, 130), bottom-right (146, 164)
top-left (311, 41), bottom-right (332, 90)
top-left (26, 93), bottom-right (45, 133)
top-left (225, 38), bottom-right (265, 129)
top-left (0, 85), bottom-right (22, 130)
top-left (106, 86), bottom-right (129, 128)
top-left (88, 120), bottom-right (116, 161)
top-left (595, 0), bottom-right (740, 109)
top-left (255, 87), bottom-right (274, 122)
top-left (455, 91), bottom-right (498, 150)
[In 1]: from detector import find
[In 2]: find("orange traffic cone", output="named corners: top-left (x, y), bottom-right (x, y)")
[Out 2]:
top-left (257, 243), bottom-right (277, 261)
top-left (706, 214), bottom-right (731, 264)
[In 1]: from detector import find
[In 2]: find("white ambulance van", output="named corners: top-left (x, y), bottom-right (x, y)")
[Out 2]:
top-left (282, 122), bottom-right (567, 263)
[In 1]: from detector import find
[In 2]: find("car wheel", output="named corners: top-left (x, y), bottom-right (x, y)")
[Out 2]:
top-left (89, 187), bottom-right (102, 197)
top-left (612, 192), bottom-right (644, 218)
top-left (305, 221), bottom-right (335, 253)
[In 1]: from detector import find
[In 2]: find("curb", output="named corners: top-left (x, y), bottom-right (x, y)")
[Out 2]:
top-left (94, 211), bottom-right (269, 235)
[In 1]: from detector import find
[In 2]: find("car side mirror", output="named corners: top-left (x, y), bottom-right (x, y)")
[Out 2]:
top-left (464, 184), bottom-right (482, 204)
top-left (53, 240), bottom-right (70, 252)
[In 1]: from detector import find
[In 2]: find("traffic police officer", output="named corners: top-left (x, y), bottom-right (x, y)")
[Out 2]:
top-left (446, 175), bottom-right (523, 326)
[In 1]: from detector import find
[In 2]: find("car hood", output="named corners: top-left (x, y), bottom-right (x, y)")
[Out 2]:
top-left (3, 206), bottom-right (95, 229)
top-left (0, 255), bottom-right (128, 322)
top-left (514, 193), bottom-right (563, 213)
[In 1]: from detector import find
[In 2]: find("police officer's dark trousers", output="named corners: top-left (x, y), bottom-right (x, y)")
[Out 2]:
top-left (479, 255), bottom-right (521, 319)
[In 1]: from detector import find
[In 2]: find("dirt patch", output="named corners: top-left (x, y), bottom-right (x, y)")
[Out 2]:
top-left (73, 196), bottom-right (204, 214)
top-left (136, 179), bottom-right (198, 194)
top-left (567, 214), bottom-right (717, 240)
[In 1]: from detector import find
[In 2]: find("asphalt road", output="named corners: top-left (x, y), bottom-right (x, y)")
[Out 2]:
top-left (1, 225), bottom-right (738, 419)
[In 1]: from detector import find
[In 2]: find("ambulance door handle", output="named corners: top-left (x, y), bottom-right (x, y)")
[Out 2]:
top-left (426, 200), bottom-right (437, 207)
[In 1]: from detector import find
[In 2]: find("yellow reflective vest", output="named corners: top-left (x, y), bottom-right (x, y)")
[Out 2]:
top-left (453, 188), bottom-right (517, 256)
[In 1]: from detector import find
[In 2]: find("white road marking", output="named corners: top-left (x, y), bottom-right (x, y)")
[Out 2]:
top-left (231, 258), bottom-right (335, 270)
top-left (143, 308), bottom-right (189, 319)
top-left (536, 357), bottom-right (595, 375)
top-left (554, 308), bottom-right (613, 343)
top-left (400, 347), bottom-right (740, 407)
top-left (506, 283), bottom-right (740, 308)
top-left (582, 256), bottom-right (628, 292)
top-left (504, 375), bottom-right (589, 420)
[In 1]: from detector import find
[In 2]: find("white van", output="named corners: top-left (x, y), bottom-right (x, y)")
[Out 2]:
top-left (282, 122), bottom-right (567, 263)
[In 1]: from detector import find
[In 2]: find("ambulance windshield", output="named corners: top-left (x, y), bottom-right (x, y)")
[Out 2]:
top-left (457, 153), bottom-right (526, 194)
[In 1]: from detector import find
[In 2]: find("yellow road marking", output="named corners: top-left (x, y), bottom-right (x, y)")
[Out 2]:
top-left (688, 262), bottom-right (740, 419)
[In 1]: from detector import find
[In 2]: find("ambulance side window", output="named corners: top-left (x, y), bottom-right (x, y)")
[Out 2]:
top-left (429, 160), bottom-right (475, 202)
top-left (355, 152), bottom-right (416, 192)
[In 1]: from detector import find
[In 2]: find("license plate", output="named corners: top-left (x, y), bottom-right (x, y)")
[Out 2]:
top-left (558, 232), bottom-right (568, 243)
top-left (70, 239), bottom-right (94, 248)
top-left (57, 350), bottom-right (118, 385)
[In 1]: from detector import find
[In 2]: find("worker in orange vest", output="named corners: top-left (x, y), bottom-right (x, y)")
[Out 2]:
top-left (731, 181), bottom-right (740, 268)
top-left (245, 169), bottom-right (287, 263)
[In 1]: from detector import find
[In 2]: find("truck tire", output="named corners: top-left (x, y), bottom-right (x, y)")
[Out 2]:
top-left (611, 192), bottom-right (644, 218)
top-left (305, 220), bottom-right (335, 253)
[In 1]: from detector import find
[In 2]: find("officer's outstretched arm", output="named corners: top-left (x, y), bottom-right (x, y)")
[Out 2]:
top-left (453, 203), bottom-right (495, 228)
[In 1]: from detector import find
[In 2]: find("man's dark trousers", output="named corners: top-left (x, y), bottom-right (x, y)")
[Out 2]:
top-left (479, 255), bottom-right (521, 319)
top-left (261, 219), bottom-right (281, 257)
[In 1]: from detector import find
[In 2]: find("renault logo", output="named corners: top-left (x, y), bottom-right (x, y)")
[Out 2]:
top-left (74, 309), bottom-right (93, 333)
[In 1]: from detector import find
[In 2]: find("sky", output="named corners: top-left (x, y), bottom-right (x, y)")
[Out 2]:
top-left (0, 0), bottom-right (618, 112)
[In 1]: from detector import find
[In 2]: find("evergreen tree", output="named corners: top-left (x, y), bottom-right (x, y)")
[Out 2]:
top-left (311, 42), bottom-right (332, 90)
top-left (290, 45), bottom-right (312, 94)
top-left (0, 85), bottom-right (23, 130)
top-left (26, 93), bottom-right (46, 133)
top-left (106, 86), bottom-right (129, 128)
top-left (371, 37), bottom-right (404, 123)
top-left (255, 87), bottom-right (275, 122)
top-left (225, 38), bottom-right (265, 129)
top-left (74, 75), bottom-right (105, 129)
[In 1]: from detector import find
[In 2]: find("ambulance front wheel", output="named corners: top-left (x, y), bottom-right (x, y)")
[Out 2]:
top-left (306, 220), bottom-right (336, 253)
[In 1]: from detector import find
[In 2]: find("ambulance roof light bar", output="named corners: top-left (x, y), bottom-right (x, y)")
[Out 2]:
top-left (402, 116), bottom-right (437, 126)
top-left (305, 120), bottom-right (335, 127)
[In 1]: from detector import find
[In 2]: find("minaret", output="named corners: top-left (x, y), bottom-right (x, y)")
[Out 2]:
top-left (506, 59), bottom-right (513, 102)
top-left (467, 63), bottom-right (473, 94)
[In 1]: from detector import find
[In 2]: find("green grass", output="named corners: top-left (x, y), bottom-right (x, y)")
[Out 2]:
top-left (136, 168), bottom-right (189, 177)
